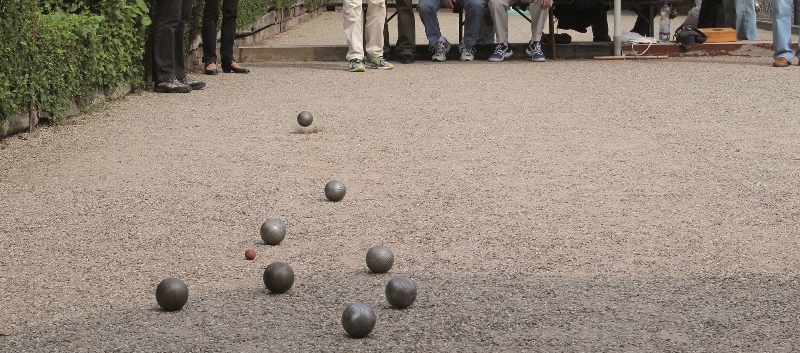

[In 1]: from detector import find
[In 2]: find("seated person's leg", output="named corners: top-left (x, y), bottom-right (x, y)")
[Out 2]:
top-left (417, 0), bottom-right (444, 46)
top-left (487, 0), bottom-right (513, 61)
top-left (630, 5), bottom-right (655, 36)
top-left (460, 0), bottom-right (485, 47)
top-left (527, 0), bottom-right (550, 61)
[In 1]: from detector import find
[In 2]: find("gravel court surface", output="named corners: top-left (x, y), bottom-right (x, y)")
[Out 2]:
top-left (1, 57), bottom-right (800, 351)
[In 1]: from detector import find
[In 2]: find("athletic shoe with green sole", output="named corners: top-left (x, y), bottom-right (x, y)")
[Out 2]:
top-left (366, 56), bottom-right (394, 70)
top-left (348, 58), bottom-right (365, 72)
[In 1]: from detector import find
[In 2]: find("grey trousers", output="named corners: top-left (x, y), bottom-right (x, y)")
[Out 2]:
top-left (488, 0), bottom-right (549, 43)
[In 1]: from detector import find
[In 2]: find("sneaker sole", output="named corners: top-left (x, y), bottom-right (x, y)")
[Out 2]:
top-left (367, 65), bottom-right (394, 70)
top-left (531, 57), bottom-right (546, 62)
top-left (348, 67), bottom-right (365, 72)
top-left (488, 52), bottom-right (512, 62)
top-left (155, 87), bottom-right (192, 93)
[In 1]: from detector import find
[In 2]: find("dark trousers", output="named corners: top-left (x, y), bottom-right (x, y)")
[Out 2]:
top-left (153, 0), bottom-right (192, 82)
top-left (202, 0), bottom-right (241, 65)
top-left (630, 5), bottom-right (657, 36)
top-left (383, 0), bottom-right (416, 56)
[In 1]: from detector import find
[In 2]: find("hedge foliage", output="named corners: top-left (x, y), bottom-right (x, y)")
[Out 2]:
top-left (1, 0), bottom-right (322, 135)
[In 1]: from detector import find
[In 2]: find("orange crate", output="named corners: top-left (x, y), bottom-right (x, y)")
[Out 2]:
top-left (699, 28), bottom-right (737, 42)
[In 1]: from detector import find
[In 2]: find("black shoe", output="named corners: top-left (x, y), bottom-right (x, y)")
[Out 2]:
top-left (154, 78), bottom-right (192, 93)
top-left (204, 64), bottom-right (218, 75)
top-left (222, 62), bottom-right (250, 74)
top-left (400, 53), bottom-right (415, 64)
top-left (178, 75), bottom-right (206, 90)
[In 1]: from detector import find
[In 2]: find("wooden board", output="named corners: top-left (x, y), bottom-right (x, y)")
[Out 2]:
top-left (699, 28), bottom-right (737, 43)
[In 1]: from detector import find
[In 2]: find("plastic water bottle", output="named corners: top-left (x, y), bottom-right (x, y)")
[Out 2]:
top-left (659, 2), bottom-right (671, 42)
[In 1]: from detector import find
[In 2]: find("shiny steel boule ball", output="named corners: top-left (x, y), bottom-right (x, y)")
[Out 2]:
top-left (365, 245), bottom-right (394, 273)
top-left (341, 302), bottom-right (377, 338)
top-left (260, 218), bottom-right (285, 245)
top-left (297, 111), bottom-right (313, 127)
top-left (385, 276), bottom-right (417, 309)
top-left (263, 262), bottom-right (294, 294)
top-left (155, 277), bottom-right (189, 312)
top-left (324, 180), bottom-right (346, 202)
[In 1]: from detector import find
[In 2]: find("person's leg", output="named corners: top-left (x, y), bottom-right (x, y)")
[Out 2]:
top-left (591, 7), bottom-right (611, 41)
top-left (173, 0), bottom-right (192, 79)
top-left (220, 0), bottom-right (240, 64)
top-left (154, 0), bottom-right (181, 82)
top-left (394, 0), bottom-right (416, 58)
top-left (772, 0), bottom-right (794, 62)
top-left (734, 0), bottom-right (757, 39)
top-left (528, 0), bottom-right (550, 42)
top-left (343, 0), bottom-right (365, 60)
top-left (488, 0), bottom-right (510, 44)
top-left (630, 5), bottom-right (654, 36)
top-left (682, 0), bottom-right (702, 26)
top-left (526, 0), bottom-right (550, 61)
top-left (460, 0), bottom-right (484, 47)
top-left (364, 0), bottom-right (387, 59)
top-left (698, 0), bottom-right (723, 27)
top-left (417, 0), bottom-right (443, 46)
top-left (201, 0), bottom-right (220, 66)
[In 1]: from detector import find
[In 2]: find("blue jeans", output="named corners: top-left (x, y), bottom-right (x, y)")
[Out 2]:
top-left (417, 0), bottom-right (484, 46)
top-left (722, 0), bottom-right (757, 40)
top-left (772, 0), bottom-right (797, 59)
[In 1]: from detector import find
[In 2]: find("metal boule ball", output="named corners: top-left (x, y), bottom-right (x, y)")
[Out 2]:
top-left (297, 111), bottom-right (313, 127)
top-left (365, 245), bottom-right (394, 274)
top-left (260, 218), bottom-right (285, 245)
top-left (263, 261), bottom-right (294, 294)
top-left (155, 277), bottom-right (189, 312)
top-left (385, 276), bottom-right (417, 309)
top-left (341, 302), bottom-right (377, 338)
top-left (324, 180), bottom-right (346, 202)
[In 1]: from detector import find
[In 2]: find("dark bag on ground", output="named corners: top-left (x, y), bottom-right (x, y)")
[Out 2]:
top-left (674, 25), bottom-right (708, 51)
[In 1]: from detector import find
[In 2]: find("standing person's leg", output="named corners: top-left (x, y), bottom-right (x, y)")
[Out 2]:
top-left (174, 0), bottom-right (192, 79)
top-left (220, 0), bottom-right (249, 73)
top-left (395, 0), bottom-right (416, 63)
top-left (734, 0), bottom-right (757, 39)
top-left (364, 0), bottom-right (393, 69)
top-left (175, 0), bottom-right (205, 89)
top-left (591, 6), bottom-right (611, 41)
top-left (154, 0), bottom-right (181, 83)
top-left (487, 0), bottom-right (513, 61)
top-left (201, 0), bottom-right (220, 73)
top-left (343, 0), bottom-right (366, 70)
top-left (219, 0), bottom-right (239, 64)
top-left (772, 0), bottom-right (793, 66)
top-left (526, 0), bottom-right (550, 61)
top-left (153, 0), bottom-right (191, 92)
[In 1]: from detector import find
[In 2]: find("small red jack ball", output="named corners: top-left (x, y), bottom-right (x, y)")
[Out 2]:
top-left (245, 248), bottom-right (256, 260)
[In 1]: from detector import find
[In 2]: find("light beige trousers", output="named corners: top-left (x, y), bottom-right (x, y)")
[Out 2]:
top-left (343, 0), bottom-right (387, 60)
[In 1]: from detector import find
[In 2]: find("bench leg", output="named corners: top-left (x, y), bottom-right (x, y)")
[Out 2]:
top-left (549, 7), bottom-right (556, 60)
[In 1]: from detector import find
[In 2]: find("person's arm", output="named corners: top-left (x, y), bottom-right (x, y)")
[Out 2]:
top-left (442, 0), bottom-right (455, 9)
top-left (755, 0), bottom-right (762, 12)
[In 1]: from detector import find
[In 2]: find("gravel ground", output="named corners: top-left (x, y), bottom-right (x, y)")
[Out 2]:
top-left (1, 16), bottom-right (799, 352)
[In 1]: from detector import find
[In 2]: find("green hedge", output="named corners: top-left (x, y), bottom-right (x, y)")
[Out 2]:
top-left (0, 0), bottom-right (321, 134)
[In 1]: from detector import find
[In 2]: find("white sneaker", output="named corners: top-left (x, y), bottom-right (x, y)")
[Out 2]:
top-left (430, 37), bottom-right (451, 62)
top-left (459, 43), bottom-right (475, 61)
